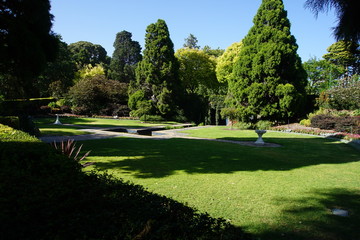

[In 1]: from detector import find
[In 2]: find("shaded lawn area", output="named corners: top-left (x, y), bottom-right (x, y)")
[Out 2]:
top-left (81, 127), bottom-right (360, 240)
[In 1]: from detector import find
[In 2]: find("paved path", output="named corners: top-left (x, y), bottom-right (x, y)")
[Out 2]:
top-left (39, 125), bottom-right (281, 148)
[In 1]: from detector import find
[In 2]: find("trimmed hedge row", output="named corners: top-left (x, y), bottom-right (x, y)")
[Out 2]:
top-left (0, 125), bottom-right (251, 240)
top-left (0, 97), bottom-right (55, 116)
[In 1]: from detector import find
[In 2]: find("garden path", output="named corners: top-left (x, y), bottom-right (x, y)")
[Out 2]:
top-left (39, 125), bottom-right (281, 148)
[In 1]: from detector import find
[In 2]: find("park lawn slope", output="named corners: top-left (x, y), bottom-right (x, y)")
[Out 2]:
top-left (82, 127), bottom-right (360, 240)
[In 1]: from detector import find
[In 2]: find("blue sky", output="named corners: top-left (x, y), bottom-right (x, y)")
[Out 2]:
top-left (50, 0), bottom-right (337, 62)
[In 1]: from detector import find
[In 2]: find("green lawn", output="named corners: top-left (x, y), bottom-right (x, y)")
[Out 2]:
top-left (80, 127), bottom-right (360, 240)
top-left (34, 117), bottom-right (180, 136)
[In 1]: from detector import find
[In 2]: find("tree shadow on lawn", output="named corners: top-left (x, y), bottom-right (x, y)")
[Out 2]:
top-left (255, 188), bottom-right (360, 240)
top-left (84, 136), bottom-right (360, 178)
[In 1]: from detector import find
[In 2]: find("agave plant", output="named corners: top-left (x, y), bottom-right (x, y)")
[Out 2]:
top-left (52, 139), bottom-right (92, 167)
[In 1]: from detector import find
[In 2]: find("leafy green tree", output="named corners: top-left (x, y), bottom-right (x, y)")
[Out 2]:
top-left (35, 36), bottom-right (77, 98)
top-left (130, 19), bottom-right (180, 118)
top-left (225, 0), bottom-right (307, 122)
top-left (0, 0), bottom-right (58, 98)
top-left (68, 41), bottom-right (109, 69)
top-left (216, 42), bottom-right (243, 83)
top-left (109, 31), bottom-right (142, 83)
top-left (68, 75), bottom-right (128, 115)
top-left (323, 40), bottom-right (359, 85)
top-left (303, 57), bottom-right (344, 94)
top-left (305, 0), bottom-right (360, 42)
top-left (175, 48), bottom-right (220, 123)
top-left (175, 48), bottom-right (218, 95)
top-left (183, 34), bottom-right (200, 49)
top-left (202, 46), bottom-right (225, 59)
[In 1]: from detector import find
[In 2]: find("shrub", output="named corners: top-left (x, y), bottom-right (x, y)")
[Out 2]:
top-left (299, 119), bottom-right (311, 127)
top-left (310, 114), bottom-right (336, 130)
top-left (140, 115), bottom-right (164, 122)
top-left (233, 121), bottom-right (252, 130)
top-left (352, 109), bottom-right (360, 116)
top-left (60, 105), bottom-right (72, 113)
top-left (310, 114), bottom-right (360, 134)
top-left (68, 75), bottom-right (128, 116)
top-left (0, 116), bottom-right (19, 129)
top-left (39, 105), bottom-right (51, 114)
top-left (255, 120), bottom-right (272, 130)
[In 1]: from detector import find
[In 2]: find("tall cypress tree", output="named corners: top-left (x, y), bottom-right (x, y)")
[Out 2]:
top-left (225, 0), bottom-right (307, 122)
top-left (129, 19), bottom-right (180, 118)
top-left (109, 31), bottom-right (142, 82)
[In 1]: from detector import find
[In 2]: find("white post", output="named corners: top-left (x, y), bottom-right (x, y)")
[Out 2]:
top-left (54, 114), bottom-right (62, 125)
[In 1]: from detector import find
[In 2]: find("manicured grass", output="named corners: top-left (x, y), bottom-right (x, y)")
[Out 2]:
top-left (81, 127), bottom-right (360, 240)
top-left (35, 117), bottom-right (178, 128)
top-left (34, 117), bottom-right (180, 136)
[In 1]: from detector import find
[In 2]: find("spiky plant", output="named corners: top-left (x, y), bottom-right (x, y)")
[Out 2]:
top-left (53, 139), bottom-right (91, 166)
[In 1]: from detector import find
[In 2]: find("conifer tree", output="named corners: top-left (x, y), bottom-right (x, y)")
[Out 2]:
top-left (109, 31), bottom-right (142, 82)
top-left (225, 0), bottom-right (307, 122)
top-left (130, 19), bottom-right (180, 118)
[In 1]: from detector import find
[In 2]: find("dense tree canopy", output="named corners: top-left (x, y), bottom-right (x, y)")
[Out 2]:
top-left (225, 0), bottom-right (307, 122)
top-left (68, 75), bottom-right (128, 116)
top-left (175, 48), bottom-right (218, 95)
top-left (108, 31), bottom-right (142, 82)
top-left (36, 36), bottom-right (77, 98)
top-left (305, 0), bottom-right (360, 43)
top-left (323, 40), bottom-right (359, 84)
top-left (0, 0), bottom-right (58, 98)
top-left (68, 41), bottom-right (109, 69)
top-left (303, 57), bottom-right (343, 94)
top-left (216, 42), bottom-right (243, 83)
top-left (130, 19), bottom-right (181, 118)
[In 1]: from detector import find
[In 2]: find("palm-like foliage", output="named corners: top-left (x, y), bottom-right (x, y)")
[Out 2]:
top-left (305, 0), bottom-right (360, 42)
top-left (53, 139), bottom-right (91, 167)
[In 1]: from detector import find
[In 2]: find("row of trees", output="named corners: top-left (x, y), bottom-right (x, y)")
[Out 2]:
top-left (1, 0), bottom-right (359, 124)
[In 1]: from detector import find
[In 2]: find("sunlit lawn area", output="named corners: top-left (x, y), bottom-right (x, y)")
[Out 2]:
top-left (34, 117), bottom-right (180, 136)
top-left (80, 127), bottom-right (360, 240)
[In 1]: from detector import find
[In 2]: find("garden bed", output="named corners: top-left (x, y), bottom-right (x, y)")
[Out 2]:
top-left (272, 123), bottom-right (360, 142)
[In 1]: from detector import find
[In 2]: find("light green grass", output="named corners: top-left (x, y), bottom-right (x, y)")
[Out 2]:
top-left (35, 117), bottom-right (180, 136)
top-left (35, 117), bottom-right (179, 127)
top-left (80, 127), bottom-right (360, 240)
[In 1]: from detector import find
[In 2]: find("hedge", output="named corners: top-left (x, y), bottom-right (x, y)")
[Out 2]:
top-left (0, 97), bottom-right (55, 116)
top-left (0, 124), bottom-right (251, 240)
top-left (311, 114), bottom-right (360, 134)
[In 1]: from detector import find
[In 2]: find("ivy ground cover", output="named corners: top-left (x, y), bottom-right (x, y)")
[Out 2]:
top-left (81, 127), bottom-right (360, 240)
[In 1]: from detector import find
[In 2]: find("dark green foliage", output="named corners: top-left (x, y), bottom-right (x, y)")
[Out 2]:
top-left (0, 125), bottom-right (251, 239)
top-left (0, 0), bottom-right (59, 98)
top-left (36, 36), bottom-right (77, 98)
top-left (130, 19), bottom-right (181, 119)
top-left (226, 0), bottom-right (307, 122)
top-left (0, 97), bottom-right (55, 116)
top-left (139, 115), bottom-right (164, 122)
top-left (108, 31), bottom-right (142, 83)
top-left (0, 116), bottom-right (19, 129)
top-left (303, 57), bottom-right (344, 94)
top-left (68, 75), bottom-right (128, 116)
top-left (68, 41), bottom-right (109, 69)
top-left (318, 81), bottom-right (360, 110)
top-left (323, 40), bottom-right (360, 86)
top-left (305, 0), bottom-right (360, 42)
top-left (183, 33), bottom-right (200, 49)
